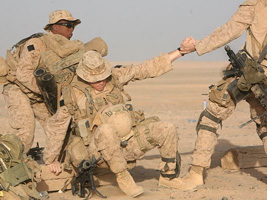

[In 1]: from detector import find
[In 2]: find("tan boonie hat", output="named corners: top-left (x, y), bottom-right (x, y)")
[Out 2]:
top-left (44, 10), bottom-right (81, 31)
top-left (76, 51), bottom-right (112, 83)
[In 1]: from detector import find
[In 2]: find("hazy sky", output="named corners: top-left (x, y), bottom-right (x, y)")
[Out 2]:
top-left (0, 0), bottom-right (245, 62)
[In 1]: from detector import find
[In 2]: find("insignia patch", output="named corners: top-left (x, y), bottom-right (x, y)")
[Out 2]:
top-left (60, 99), bottom-right (65, 107)
top-left (27, 45), bottom-right (35, 51)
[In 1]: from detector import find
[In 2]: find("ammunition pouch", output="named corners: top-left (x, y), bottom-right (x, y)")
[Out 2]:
top-left (209, 79), bottom-right (232, 107)
top-left (160, 152), bottom-right (181, 179)
top-left (227, 79), bottom-right (250, 104)
top-left (77, 118), bottom-right (91, 146)
top-left (196, 109), bottom-right (221, 135)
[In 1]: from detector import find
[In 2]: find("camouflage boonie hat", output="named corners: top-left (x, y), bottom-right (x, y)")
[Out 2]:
top-left (76, 51), bottom-right (112, 83)
top-left (44, 10), bottom-right (81, 31)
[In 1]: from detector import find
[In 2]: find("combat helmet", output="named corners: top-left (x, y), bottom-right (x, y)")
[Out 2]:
top-left (100, 104), bottom-right (134, 141)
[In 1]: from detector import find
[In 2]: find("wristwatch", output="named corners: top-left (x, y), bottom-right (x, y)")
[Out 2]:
top-left (177, 47), bottom-right (185, 56)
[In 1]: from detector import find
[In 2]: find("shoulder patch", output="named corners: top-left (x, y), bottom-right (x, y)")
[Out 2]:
top-left (27, 44), bottom-right (35, 52)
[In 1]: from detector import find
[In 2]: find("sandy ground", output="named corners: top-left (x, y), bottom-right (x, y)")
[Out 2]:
top-left (1, 61), bottom-right (267, 200)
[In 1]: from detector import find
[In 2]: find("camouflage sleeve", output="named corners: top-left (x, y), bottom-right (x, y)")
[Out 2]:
top-left (195, 0), bottom-right (256, 56)
top-left (16, 38), bottom-right (46, 94)
top-left (43, 106), bottom-right (71, 164)
top-left (112, 53), bottom-right (173, 85)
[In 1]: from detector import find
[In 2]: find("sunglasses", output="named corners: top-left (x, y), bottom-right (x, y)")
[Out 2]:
top-left (56, 22), bottom-right (75, 29)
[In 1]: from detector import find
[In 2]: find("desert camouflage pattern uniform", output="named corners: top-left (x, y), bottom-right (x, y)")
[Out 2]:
top-left (43, 54), bottom-right (180, 178)
top-left (193, 0), bottom-right (267, 168)
top-left (2, 36), bottom-right (52, 152)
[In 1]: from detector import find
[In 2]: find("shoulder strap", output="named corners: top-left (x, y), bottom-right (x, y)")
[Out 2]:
top-left (258, 43), bottom-right (267, 63)
top-left (11, 32), bottom-right (45, 51)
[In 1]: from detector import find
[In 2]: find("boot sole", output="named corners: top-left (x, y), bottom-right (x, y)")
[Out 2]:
top-left (130, 189), bottom-right (144, 198)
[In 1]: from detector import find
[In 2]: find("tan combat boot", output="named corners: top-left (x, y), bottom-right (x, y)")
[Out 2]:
top-left (159, 166), bottom-right (204, 190)
top-left (158, 175), bottom-right (184, 189)
top-left (116, 170), bottom-right (144, 198)
top-left (177, 165), bottom-right (204, 191)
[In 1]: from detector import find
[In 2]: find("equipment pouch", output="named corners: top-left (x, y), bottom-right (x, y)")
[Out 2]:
top-left (237, 59), bottom-right (267, 91)
top-left (77, 118), bottom-right (91, 145)
top-left (133, 116), bottom-right (160, 153)
top-left (209, 79), bottom-right (232, 107)
top-left (67, 137), bottom-right (89, 167)
top-left (0, 162), bottom-right (30, 187)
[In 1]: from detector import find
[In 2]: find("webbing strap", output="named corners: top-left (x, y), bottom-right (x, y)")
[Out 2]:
top-left (62, 86), bottom-right (74, 115)
top-left (11, 33), bottom-right (44, 50)
top-left (258, 44), bottom-right (267, 64)
top-left (161, 157), bottom-right (175, 163)
top-left (259, 132), bottom-right (267, 140)
top-left (203, 110), bottom-right (221, 124)
top-left (85, 87), bottom-right (94, 115)
top-left (198, 124), bottom-right (218, 135)
top-left (160, 173), bottom-right (177, 179)
top-left (196, 109), bottom-right (221, 135)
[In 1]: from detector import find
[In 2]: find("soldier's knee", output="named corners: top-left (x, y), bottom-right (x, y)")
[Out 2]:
top-left (95, 124), bottom-right (120, 151)
top-left (196, 109), bottom-right (222, 136)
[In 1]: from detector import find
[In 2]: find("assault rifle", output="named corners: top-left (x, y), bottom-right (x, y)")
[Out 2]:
top-left (71, 155), bottom-right (106, 199)
top-left (223, 45), bottom-right (247, 78)
top-left (27, 142), bottom-right (44, 164)
top-left (224, 45), bottom-right (267, 129)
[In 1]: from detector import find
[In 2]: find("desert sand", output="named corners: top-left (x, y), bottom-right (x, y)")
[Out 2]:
top-left (1, 61), bottom-right (267, 200)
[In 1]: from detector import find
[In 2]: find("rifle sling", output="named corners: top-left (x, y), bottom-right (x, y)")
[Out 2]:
top-left (258, 44), bottom-right (267, 64)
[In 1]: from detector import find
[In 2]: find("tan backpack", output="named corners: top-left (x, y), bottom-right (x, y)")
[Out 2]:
top-left (0, 134), bottom-right (43, 200)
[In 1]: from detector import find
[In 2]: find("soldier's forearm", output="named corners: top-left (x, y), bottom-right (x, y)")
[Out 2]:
top-left (168, 49), bottom-right (182, 62)
top-left (195, 4), bottom-right (254, 56)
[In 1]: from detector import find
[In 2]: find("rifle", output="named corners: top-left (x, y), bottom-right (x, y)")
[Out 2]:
top-left (34, 68), bottom-right (58, 115)
top-left (224, 45), bottom-right (267, 129)
top-left (27, 142), bottom-right (44, 164)
top-left (71, 155), bottom-right (106, 199)
top-left (223, 45), bottom-right (247, 78)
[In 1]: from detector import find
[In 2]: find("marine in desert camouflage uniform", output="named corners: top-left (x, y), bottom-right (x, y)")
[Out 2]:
top-left (2, 10), bottom-right (81, 153)
top-left (176, 0), bottom-right (267, 190)
top-left (43, 48), bottom-right (186, 197)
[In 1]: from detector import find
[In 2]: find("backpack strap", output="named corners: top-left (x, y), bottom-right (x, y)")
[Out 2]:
top-left (11, 32), bottom-right (45, 51)
top-left (258, 43), bottom-right (267, 64)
